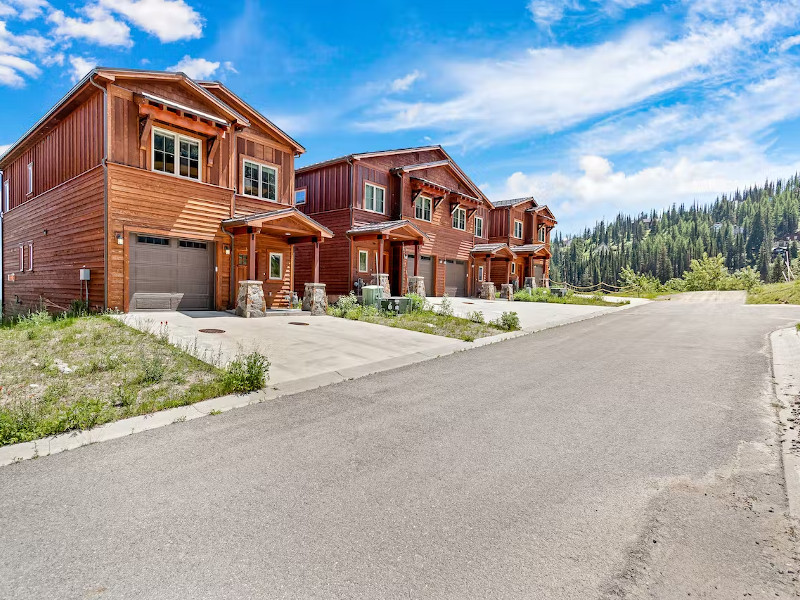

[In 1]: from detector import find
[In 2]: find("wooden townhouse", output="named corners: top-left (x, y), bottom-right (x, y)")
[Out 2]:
top-left (478, 197), bottom-right (557, 291)
top-left (294, 146), bottom-right (494, 299)
top-left (0, 67), bottom-right (332, 316)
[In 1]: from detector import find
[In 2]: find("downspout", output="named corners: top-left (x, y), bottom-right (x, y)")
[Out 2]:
top-left (88, 73), bottom-right (108, 310)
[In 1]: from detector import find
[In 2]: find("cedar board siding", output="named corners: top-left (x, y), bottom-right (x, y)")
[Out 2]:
top-left (293, 208), bottom-right (352, 297)
top-left (295, 162), bottom-right (351, 214)
top-left (235, 133), bottom-right (294, 205)
top-left (2, 167), bottom-right (105, 315)
top-left (233, 234), bottom-right (293, 308)
top-left (2, 92), bottom-right (104, 211)
top-left (106, 163), bottom-right (234, 311)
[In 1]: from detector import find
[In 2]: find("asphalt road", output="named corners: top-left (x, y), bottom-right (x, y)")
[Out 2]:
top-left (2, 293), bottom-right (800, 599)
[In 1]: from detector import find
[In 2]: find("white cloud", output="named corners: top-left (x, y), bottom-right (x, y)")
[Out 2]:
top-left (0, 19), bottom-right (49, 86)
top-left (67, 55), bottom-right (95, 82)
top-left (4, 0), bottom-right (48, 20)
top-left (100, 0), bottom-right (203, 42)
top-left (49, 4), bottom-right (132, 48)
top-left (0, 53), bottom-right (37, 85)
top-left (0, 3), bottom-right (14, 17)
top-left (779, 34), bottom-right (800, 51)
top-left (167, 55), bottom-right (219, 79)
top-left (0, 143), bottom-right (10, 159)
top-left (528, 0), bottom-right (574, 27)
top-left (390, 70), bottom-right (421, 92)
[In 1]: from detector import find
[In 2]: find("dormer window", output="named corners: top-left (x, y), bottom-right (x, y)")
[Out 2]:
top-left (514, 220), bottom-right (523, 239)
top-left (153, 128), bottom-right (201, 181)
top-left (452, 207), bottom-right (466, 230)
top-left (538, 225), bottom-right (546, 242)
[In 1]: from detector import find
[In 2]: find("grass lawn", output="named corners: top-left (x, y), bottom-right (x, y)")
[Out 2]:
top-left (747, 280), bottom-right (800, 304)
top-left (515, 289), bottom-right (628, 306)
top-left (0, 313), bottom-right (263, 447)
top-left (356, 310), bottom-right (508, 341)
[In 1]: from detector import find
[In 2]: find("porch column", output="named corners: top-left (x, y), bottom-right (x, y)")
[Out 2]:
top-left (378, 235), bottom-right (385, 273)
top-left (487, 255), bottom-right (492, 284)
top-left (248, 231), bottom-right (256, 281)
top-left (544, 257), bottom-right (550, 286)
top-left (506, 260), bottom-right (511, 284)
top-left (414, 242), bottom-right (420, 276)
top-left (312, 237), bottom-right (320, 284)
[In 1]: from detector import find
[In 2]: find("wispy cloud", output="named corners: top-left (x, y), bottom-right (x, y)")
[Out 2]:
top-left (49, 5), bottom-right (132, 48)
top-left (168, 55), bottom-right (221, 79)
top-left (67, 55), bottom-right (95, 82)
top-left (390, 70), bottom-right (422, 93)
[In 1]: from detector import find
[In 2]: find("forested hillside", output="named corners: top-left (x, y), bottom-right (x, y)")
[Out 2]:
top-left (551, 175), bottom-right (800, 286)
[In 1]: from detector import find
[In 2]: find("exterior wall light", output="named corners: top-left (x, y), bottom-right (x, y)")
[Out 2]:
top-left (115, 232), bottom-right (123, 245)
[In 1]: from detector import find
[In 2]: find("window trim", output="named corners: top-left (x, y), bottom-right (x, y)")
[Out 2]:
top-left (269, 252), bottom-right (283, 280)
top-left (414, 195), bottom-right (432, 222)
top-left (363, 181), bottom-right (386, 214)
top-left (151, 126), bottom-right (203, 183)
top-left (538, 225), bottom-right (546, 242)
top-left (474, 216), bottom-right (483, 238)
top-left (294, 187), bottom-right (307, 205)
top-left (511, 262), bottom-right (516, 275)
top-left (241, 157), bottom-right (279, 202)
top-left (27, 162), bottom-right (33, 195)
top-left (452, 207), bottom-right (466, 231)
top-left (2, 179), bottom-right (8, 213)
top-left (18, 245), bottom-right (24, 272)
top-left (358, 249), bottom-right (369, 273)
top-left (28, 242), bottom-right (33, 271)
top-left (514, 219), bottom-right (523, 239)
top-left (477, 265), bottom-right (484, 281)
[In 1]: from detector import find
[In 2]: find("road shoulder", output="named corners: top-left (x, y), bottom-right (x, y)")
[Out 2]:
top-left (771, 327), bottom-right (800, 520)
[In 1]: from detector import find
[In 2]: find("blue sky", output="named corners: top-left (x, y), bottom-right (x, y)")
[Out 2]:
top-left (2, 0), bottom-right (800, 232)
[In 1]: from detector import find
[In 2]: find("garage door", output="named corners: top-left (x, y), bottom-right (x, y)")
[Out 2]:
top-left (129, 234), bottom-right (214, 310)
top-left (407, 254), bottom-right (434, 295)
top-left (444, 259), bottom-right (467, 297)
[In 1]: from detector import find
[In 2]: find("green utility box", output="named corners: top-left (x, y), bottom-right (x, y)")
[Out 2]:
top-left (362, 285), bottom-right (384, 307)
top-left (381, 296), bottom-right (412, 314)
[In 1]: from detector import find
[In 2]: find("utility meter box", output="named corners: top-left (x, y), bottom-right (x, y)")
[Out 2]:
top-left (381, 296), bottom-right (412, 314)
top-left (361, 285), bottom-right (383, 307)
top-left (79, 268), bottom-right (91, 281)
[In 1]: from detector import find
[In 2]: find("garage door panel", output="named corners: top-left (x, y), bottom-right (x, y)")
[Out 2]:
top-left (407, 255), bottom-right (434, 295)
top-left (445, 260), bottom-right (467, 297)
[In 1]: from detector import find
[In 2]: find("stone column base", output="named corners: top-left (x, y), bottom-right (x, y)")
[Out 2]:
top-left (481, 282), bottom-right (496, 300)
top-left (235, 280), bottom-right (266, 318)
top-left (500, 283), bottom-right (515, 300)
top-left (302, 282), bottom-right (328, 316)
top-left (372, 273), bottom-right (391, 297)
top-left (408, 275), bottom-right (426, 297)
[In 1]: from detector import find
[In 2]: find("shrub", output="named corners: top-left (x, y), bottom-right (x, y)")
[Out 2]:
top-left (437, 294), bottom-right (454, 316)
top-left (466, 310), bottom-right (484, 323)
top-left (492, 311), bottom-right (520, 331)
top-left (136, 356), bottom-right (165, 385)
top-left (404, 292), bottom-right (427, 313)
top-left (329, 292), bottom-right (360, 318)
top-left (223, 351), bottom-right (270, 393)
top-left (66, 299), bottom-right (90, 318)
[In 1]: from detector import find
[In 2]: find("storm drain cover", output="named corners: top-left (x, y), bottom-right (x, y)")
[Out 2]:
top-left (463, 301), bottom-right (475, 304)
top-left (199, 328), bottom-right (225, 334)
top-left (289, 322), bottom-right (310, 326)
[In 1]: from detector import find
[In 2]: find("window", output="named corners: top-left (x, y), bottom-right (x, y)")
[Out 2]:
top-left (478, 265), bottom-right (484, 281)
top-left (538, 226), bottom-right (546, 242)
top-left (364, 182), bottom-right (385, 213)
top-left (243, 160), bottom-right (278, 201)
top-left (137, 235), bottom-right (170, 245)
top-left (237, 253), bottom-right (248, 266)
top-left (179, 240), bottom-right (207, 249)
top-left (358, 250), bottom-right (369, 272)
top-left (514, 220), bottom-right (523, 239)
top-left (511, 262), bottom-right (516, 275)
top-left (295, 188), bottom-right (307, 205)
top-left (269, 252), bottom-right (283, 280)
top-left (153, 129), bottom-right (200, 181)
top-left (415, 196), bottom-right (431, 221)
top-left (3, 179), bottom-right (8, 213)
top-left (452, 207), bottom-right (466, 230)
top-left (18, 245), bottom-right (24, 272)
top-left (474, 216), bottom-right (483, 238)
top-left (27, 162), bottom-right (33, 195)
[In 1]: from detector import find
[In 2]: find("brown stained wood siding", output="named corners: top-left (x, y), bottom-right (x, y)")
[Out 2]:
top-left (235, 134), bottom-right (293, 205)
top-left (106, 163), bottom-right (234, 311)
top-left (293, 208), bottom-right (353, 297)
top-left (295, 161), bottom-right (351, 214)
top-left (233, 195), bottom-right (286, 217)
top-left (233, 233), bottom-right (293, 308)
top-left (2, 167), bottom-right (105, 315)
top-left (354, 165), bottom-right (391, 213)
top-left (2, 92), bottom-right (103, 211)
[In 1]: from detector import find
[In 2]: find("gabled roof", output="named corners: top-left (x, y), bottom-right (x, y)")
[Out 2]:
top-left (409, 176), bottom-right (481, 203)
top-left (511, 243), bottom-right (549, 256)
top-left (222, 208), bottom-right (333, 238)
top-left (297, 146), bottom-right (443, 173)
top-left (346, 220), bottom-right (428, 242)
top-left (471, 243), bottom-right (516, 259)
top-left (197, 81), bottom-right (305, 154)
top-left (493, 196), bottom-right (537, 208)
top-left (529, 205), bottom-right (557, 222)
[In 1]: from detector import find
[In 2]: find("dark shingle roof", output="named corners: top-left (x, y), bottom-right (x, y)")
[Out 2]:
top-left (492, 197), bottom-right (536, 208)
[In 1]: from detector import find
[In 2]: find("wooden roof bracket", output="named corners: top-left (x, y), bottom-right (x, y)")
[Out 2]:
top-left (433, 195), bottom-right (446, 211)
top-left (450, 201), bottom-right (462, 215)
top-left (466, 208), bottom-right (477, 219)
top-left (139, 115), bottom-right (153, 151)
top-left (411, 189), bottom-right (423, 204)
top-left (207, 136), bottom-right (219, 167)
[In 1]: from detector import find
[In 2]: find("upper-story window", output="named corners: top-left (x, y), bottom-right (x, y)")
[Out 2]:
top-left (538, 225), bottom-right (546, 242)
top-left (364, 182), bottom-right (385, 214)
top-left (475, 216), bottom-right (484, 238)
top-left (2, 179), bottom-right (8, 213)
top-left (27, 162), bottom-right (33, 195)
top-left (153, 128), bottom-right (201, 181)
top-left (243, 160), bottom-right (278, 201)
top-left (514, 220), bottom-right (523, 239)
top-left (415, 196), bottom-right (431, 221)
top-left (295, 188), bottom-right (307, 205)
top-left (452, 207), bottom-right (466, 230)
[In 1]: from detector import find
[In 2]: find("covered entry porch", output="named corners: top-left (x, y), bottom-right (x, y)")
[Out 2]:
top-left (512, 243), bottom-right (552, 288)
top-left (221, 208), bottom-right (333, 312)
top-left (346, 220), bottom-right (428, 297)
top-left (471, 243), bottom-right (517, 298)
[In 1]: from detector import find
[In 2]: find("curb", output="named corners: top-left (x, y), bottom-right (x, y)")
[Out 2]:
top-left (0, 300), bottom-right (644, 467)
top-left (770, 327), bottom-right (800, 521)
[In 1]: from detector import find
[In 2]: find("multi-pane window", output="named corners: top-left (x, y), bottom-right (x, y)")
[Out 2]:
top-left (358, 250), bottom-right (369, 272)
top-left (153, 129), bottom-right (200, 181)
top-left (295, 189), bottom-right (307, 205)
top-left (243, 160), bottom-right (278, 201)
top-left (538, 226), bottom-right (546, 242)
top-left (514, 220), bottom-right (523, 239)
top-left (452, 207), bottom-right (466, 230)
top-left (364, 183), bottom-right (385, 213)
top-left (415, 196), bottom-right (431, 221)
top-left (269, 252), bottom-right (283, 280)
top-left (474, 216), bottom-right (483, 238)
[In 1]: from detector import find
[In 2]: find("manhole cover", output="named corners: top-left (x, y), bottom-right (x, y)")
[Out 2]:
top-left (463, 301), bottom-right (475, 304)
top-left (199, 328), bottom-right (225, 334)
top-left (289, 322), bottom-right (310, 326)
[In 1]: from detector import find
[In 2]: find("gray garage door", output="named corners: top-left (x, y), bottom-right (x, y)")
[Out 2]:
top-left (129, 234), bottom-right (214, 310)
top-left (407, 254), bottom-right (434, 295)
top-left (444, 259), bottom-right (467, 297)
